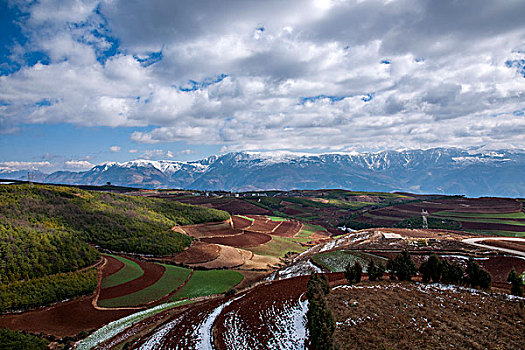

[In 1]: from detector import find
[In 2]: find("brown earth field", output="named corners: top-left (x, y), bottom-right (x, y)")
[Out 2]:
top-left (182, 221), bottom-right (240, 238)
top-left (478, 256), bottom-right (525, 285)
top-left (98, 257), bottom-right (165, 301)
top-left (200, 231), bottom-right (271, 247)
top-left (231, 215), bottom-right (253, 229)
top-left (167, 196), bottom-right (271, 215)
top-left (245, 215), bottom-right (281, 232)
top-left (272, 220), bottom-right (302, 237)
top-left (460, 221), bottom-right (524, 232)
top-left (329, 281), bottom-right (525, 350)
top-left (171, 241), bottom-right (221, 265)
top-left (102, 254), bottom-right (125, 278)
top-left (0, 295), bottom-right (134, 337)
top-left (481, 240), bottom-right (525, 252)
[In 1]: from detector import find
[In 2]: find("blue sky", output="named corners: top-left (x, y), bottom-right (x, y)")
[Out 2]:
top-left (1, 0), bottom-right (524, 173)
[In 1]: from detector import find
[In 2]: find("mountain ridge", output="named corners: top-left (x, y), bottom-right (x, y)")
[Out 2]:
top-left (2, 148), bottom-right (525, 197)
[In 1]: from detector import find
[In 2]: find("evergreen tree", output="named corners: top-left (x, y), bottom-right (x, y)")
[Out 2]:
top-left (367, 260), bottom-right (385, 281)
top-left (507, 269), bottom-right (524, 297)
top-left (391, 250), bottom-right (417, 281)
top-left (419, 254), bottom-right (442, 283)
top-left (440, 260), bottom-right (464, 285)
top-left (344, 261), bottom-right (363, 284)
top-left (306, 273), bottom-right (335, 350)
top-left (465, 259), bottom-right (492, 289)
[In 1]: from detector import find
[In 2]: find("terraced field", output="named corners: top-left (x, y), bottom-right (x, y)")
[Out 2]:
top-left (172, 270), bottom-right (243, 300)
top-left (99, 265), bottom-right (191, 308)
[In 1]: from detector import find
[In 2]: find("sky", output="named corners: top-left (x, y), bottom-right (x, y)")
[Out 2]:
top-left (0, 0), bottom-right (524, 173)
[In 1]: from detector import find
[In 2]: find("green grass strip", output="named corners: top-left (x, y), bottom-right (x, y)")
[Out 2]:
top-left (464, 230), bottom-right (525, 238)
top-left (101, 254), bottom-right (144, 289)
top-left (235, 215), bottom-right (255, 222)
top-left (268, 216), bottom-right (287, 221)
top-left (172, 270), bottom-right (243, 300)
top-left (98, 264), bottom-right (191, 307)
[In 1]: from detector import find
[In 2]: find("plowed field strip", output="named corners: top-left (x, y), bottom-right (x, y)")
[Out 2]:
top-left (101, 255), bottom-right (144, 289)
top-left (98, 265), bottom-right (191, 308)
top-left (102, 255), bottom-right (125, 278)
top-left (99, 258), bottom-right (165, 301)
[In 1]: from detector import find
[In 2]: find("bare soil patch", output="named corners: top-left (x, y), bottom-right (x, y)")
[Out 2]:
top-left (0, 296), bottom-right (133, 337)
top-left (460, 221), bottom-right (523, 232)
top-left (183, 221), bottom-right (240, 238)
top-left (98, 258), bottom-right (165, 301)
top-left (245, 215), bottom-right (281, 233)
top-left (171, 241), bottom-right (221, 265)
top-left (272, 220), bottom-right (302, 237)
top-left (188, 245), bottom-right (244, 269)
top-left (478, 256), bottom-right (525, 285)
top-left (231, 215), bottom-right (253, 229)
top-left (480, 240), bottom-right (525, 252)
top-left (102, 255), bottom-right (125, 278)
top-left (329, 281), bottom-right (525, 350)
top-left (200, 231), bottom-right (271, 248)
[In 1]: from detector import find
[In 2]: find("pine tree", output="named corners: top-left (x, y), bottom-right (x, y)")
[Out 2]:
top-left (507, 269), bottom-right (523, 297)
top-left (344, 261), bottom-right (363, 284)
top-left (306, 273), bottom-right (335, 350)
top-left (367, 260), bottom-right (385, 281)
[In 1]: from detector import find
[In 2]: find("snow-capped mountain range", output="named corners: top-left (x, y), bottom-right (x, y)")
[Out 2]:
top-left (2, 148), bottom-right (525, 197)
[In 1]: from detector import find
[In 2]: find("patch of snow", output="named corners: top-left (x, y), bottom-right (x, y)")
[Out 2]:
top-left (194, 294), bottom-right (244, 350)
top-left (266, 297), bottom-right (309, 350)
top-left (276, 259), bottom-right (322, 280)
top-left (138, 316), bottom-right (183, 350)
top-left (76, 301), bottom-right (186, 350)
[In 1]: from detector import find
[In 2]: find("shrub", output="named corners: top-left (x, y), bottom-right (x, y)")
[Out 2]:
top-left (419, 254), bottom-right (442, 283)
top-left (390, 250), bottom-right (417, 281)
top-left (440, 260), bottom-right (464, 285)
top-left (367, 260), bottom-right (385, 281)
top-left (507, 269), bottom-right (523, 297)
top-left (0, 328), bottom-right (48, 349)
top-left (344, 261), bottom-right (362, 284)
top-left (465, 259), bottom-right (492, 289)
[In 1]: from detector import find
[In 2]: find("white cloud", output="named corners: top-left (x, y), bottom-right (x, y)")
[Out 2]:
top-left (109, 145), bottom-right (121, 152)
top-left (0, 161), bottom-right (52, 171)
top-left (64, 160), bottom-right (94, 170)
top-left (129, 149), bottom-right (138, 153)
top-left (1, 0), bottom-right (525, 152)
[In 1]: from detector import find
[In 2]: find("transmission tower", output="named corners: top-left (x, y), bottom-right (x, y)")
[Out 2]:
top-left (421, 209), bottom-right (429, 229)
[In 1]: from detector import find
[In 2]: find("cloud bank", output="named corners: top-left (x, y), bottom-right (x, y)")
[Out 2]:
top-left (1, 0), bottom-right (524, 153)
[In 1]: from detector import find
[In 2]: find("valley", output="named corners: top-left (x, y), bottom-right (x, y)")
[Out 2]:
top-left (0, 184), bottom-right (524, 349)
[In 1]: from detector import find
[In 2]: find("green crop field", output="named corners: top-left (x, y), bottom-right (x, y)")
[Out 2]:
top-left (101, 255), bottom-right (144, 289)
top-left (172, 270), bottom-right (243, 300)
top-left (246, 236), bottom-right (308, 257)
top-left (433, 211), bottom-right (525, 219)
top-left (312, 250), bottom-right (387, 272)
top-left (268, 216), bottom-right (287, 221)
top-left (99, 264), bottom-right (191, 307)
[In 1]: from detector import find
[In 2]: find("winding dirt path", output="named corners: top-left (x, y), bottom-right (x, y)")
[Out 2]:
top-left (462, 237), bottom-right (525, 257)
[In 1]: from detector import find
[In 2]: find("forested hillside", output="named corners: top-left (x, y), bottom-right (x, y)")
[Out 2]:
top-left (0, 184), bottom-right (230, 312)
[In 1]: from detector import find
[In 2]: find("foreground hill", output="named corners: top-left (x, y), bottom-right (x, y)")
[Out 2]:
top-left (3, 148), bottom-right (525, 197)
top-left (0, 184), bottom-right (229, 312)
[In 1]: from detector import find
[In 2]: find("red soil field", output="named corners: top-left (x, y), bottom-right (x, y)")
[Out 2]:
top-left (171, 242), bottom-right (221, 265)
top-left (480, 240), bottom-right (525, 252)
top-left (215, 199), bottom-right (272, 215)
top-left (231, 215), bottom-right (253, 229)
top-left (102, 255), bottom-right (125, 278)
top-left (460, 221), bottom-right (524, 232)
top-left (478, 256), bottom-right (525, 285)
top-left (99, 258), bottom-right (165, 301)
top-left (200, 231), bottom-right (271, 247)
top-left (245, 216), bottom-right (281, 232)
top-left (272, 220), bottom-right (302, 237)
top-left (281, 207), bottom-right (306, 216)
top-left (0, 296), bottom-right (134, 337)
